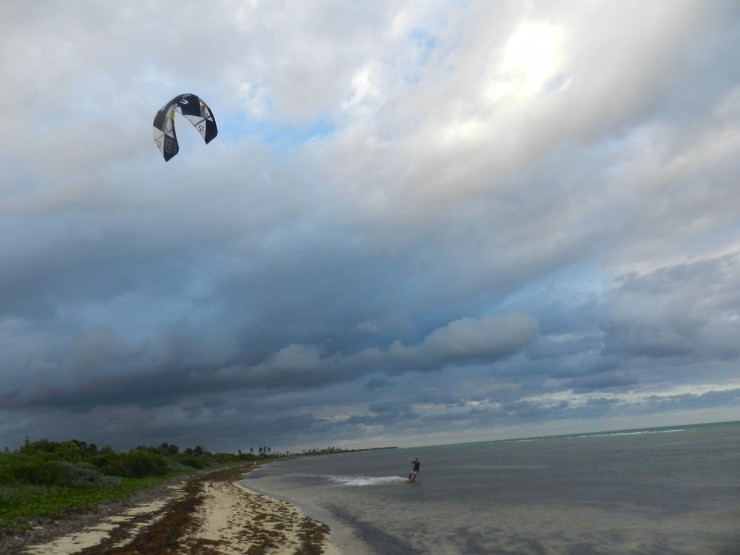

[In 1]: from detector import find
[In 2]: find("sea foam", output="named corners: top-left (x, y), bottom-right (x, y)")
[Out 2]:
top-left (325, 474), bottom-right (406, 487)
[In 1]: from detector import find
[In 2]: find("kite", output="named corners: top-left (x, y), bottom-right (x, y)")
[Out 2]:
top-left (153, 93), bottom-right (218, 161)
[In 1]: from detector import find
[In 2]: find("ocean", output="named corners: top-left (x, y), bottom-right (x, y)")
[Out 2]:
top-left (241, 421), bottom-right (740, 554)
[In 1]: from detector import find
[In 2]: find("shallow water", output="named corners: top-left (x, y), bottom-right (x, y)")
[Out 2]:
top-left (242, 422), bottom-right (740, 554)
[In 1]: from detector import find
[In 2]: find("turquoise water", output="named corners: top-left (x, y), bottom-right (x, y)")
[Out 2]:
top-left (242, 422), bottom-right (740, 554)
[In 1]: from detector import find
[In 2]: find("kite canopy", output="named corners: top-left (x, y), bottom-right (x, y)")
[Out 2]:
top-left (153, 93), bottom-right (218, 161)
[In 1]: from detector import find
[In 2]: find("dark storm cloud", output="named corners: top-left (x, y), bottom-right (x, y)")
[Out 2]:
top-left (563, 373), bottom-right (639, 394)
top-left (599, 253), bottom-right (740, 360)
top-left (646, 388), bottom-right (740, 411)
top-left (0, 313), bottom-right (538, 412)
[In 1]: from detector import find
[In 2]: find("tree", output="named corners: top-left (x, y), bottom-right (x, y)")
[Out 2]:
top-left (159, 443), bottom-right (179, 456)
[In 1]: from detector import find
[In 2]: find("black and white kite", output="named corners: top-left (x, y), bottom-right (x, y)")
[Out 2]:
top-left (153, 93), bottom-right (218, 161)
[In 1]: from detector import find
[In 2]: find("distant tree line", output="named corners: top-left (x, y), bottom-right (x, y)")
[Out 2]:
top-left (0, 438), bottom-right (269, 488)
top-left (301, 446), bottom-right (343, 455)
top-left (1, 438), bottom-right (397, 489)
top-left (299, 446), bottom-right (397, 456)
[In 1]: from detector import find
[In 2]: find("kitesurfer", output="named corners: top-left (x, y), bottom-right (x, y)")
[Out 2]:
top-left (409, 457), bottom-right (421, 482)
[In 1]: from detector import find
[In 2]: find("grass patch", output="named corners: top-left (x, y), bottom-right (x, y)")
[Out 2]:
top-left (0, 474), bottom-right (182, 527)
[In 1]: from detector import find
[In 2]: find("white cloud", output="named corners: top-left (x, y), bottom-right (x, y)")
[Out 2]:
top-left (1, 0), bottom-right (738, 451)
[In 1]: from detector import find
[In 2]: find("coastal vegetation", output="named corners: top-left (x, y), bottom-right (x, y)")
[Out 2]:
top-left (0, 437), bottom-right (395, 530)
top-left (0, 438), bottom-right (263, 528)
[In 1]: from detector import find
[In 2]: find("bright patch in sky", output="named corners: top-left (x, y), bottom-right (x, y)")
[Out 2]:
top-left (498, 22), bottom-right (566, 98)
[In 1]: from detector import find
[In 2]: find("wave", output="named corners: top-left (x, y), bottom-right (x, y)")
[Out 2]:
top-left (324, 474), bottom-right (407, 487)
top-left (578, 429), bottom-right (686, 439)
top-left (504, 427), bottom-right (688, 444)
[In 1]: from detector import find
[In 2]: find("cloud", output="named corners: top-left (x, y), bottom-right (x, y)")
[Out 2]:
top-left (1, 1), bottom-right (739, 451)
top-left (599, 253), bottom-right (740, 360)
top-left (423, 314), bottom-right (538, 360)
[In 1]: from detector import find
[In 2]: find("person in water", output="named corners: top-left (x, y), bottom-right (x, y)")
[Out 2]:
top-left (409, 457), bottom-right (421, 482)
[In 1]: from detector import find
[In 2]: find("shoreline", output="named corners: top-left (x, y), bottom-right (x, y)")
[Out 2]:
top-left (238, 472), bottom-right (375, 555)
top-left (2, 463), bottom-right (340, 554)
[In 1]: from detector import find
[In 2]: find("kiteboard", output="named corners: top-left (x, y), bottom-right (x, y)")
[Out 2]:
top-left (405, 480), bottom-right (417, 484)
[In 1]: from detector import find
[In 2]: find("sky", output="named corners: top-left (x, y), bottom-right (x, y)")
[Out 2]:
top-left (1, 0), bottom-right (739, 454)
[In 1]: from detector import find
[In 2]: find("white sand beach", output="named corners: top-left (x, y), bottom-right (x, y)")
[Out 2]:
top-left (183, 480), bottom-right (341, 554)
top-left (12, 465), bottom-right (340, 555)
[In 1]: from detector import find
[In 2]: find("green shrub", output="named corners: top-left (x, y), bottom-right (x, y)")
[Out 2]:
top-left (58, 462), bottom-right (121, 488)
top-left (12, 458), bottom-right (67, 486)
top-left (0, 454), bottom-right (17, 485)
top-left (165, 459), bottom-right (193, 473)
top-left (89, 448), bottom-right (120, 475)
top-left (18, 439), bottom-right (96, 463)
top-left (113, 450), bottom-right (168, 478)
top-left (174, 454), bottom-right (210, 469)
